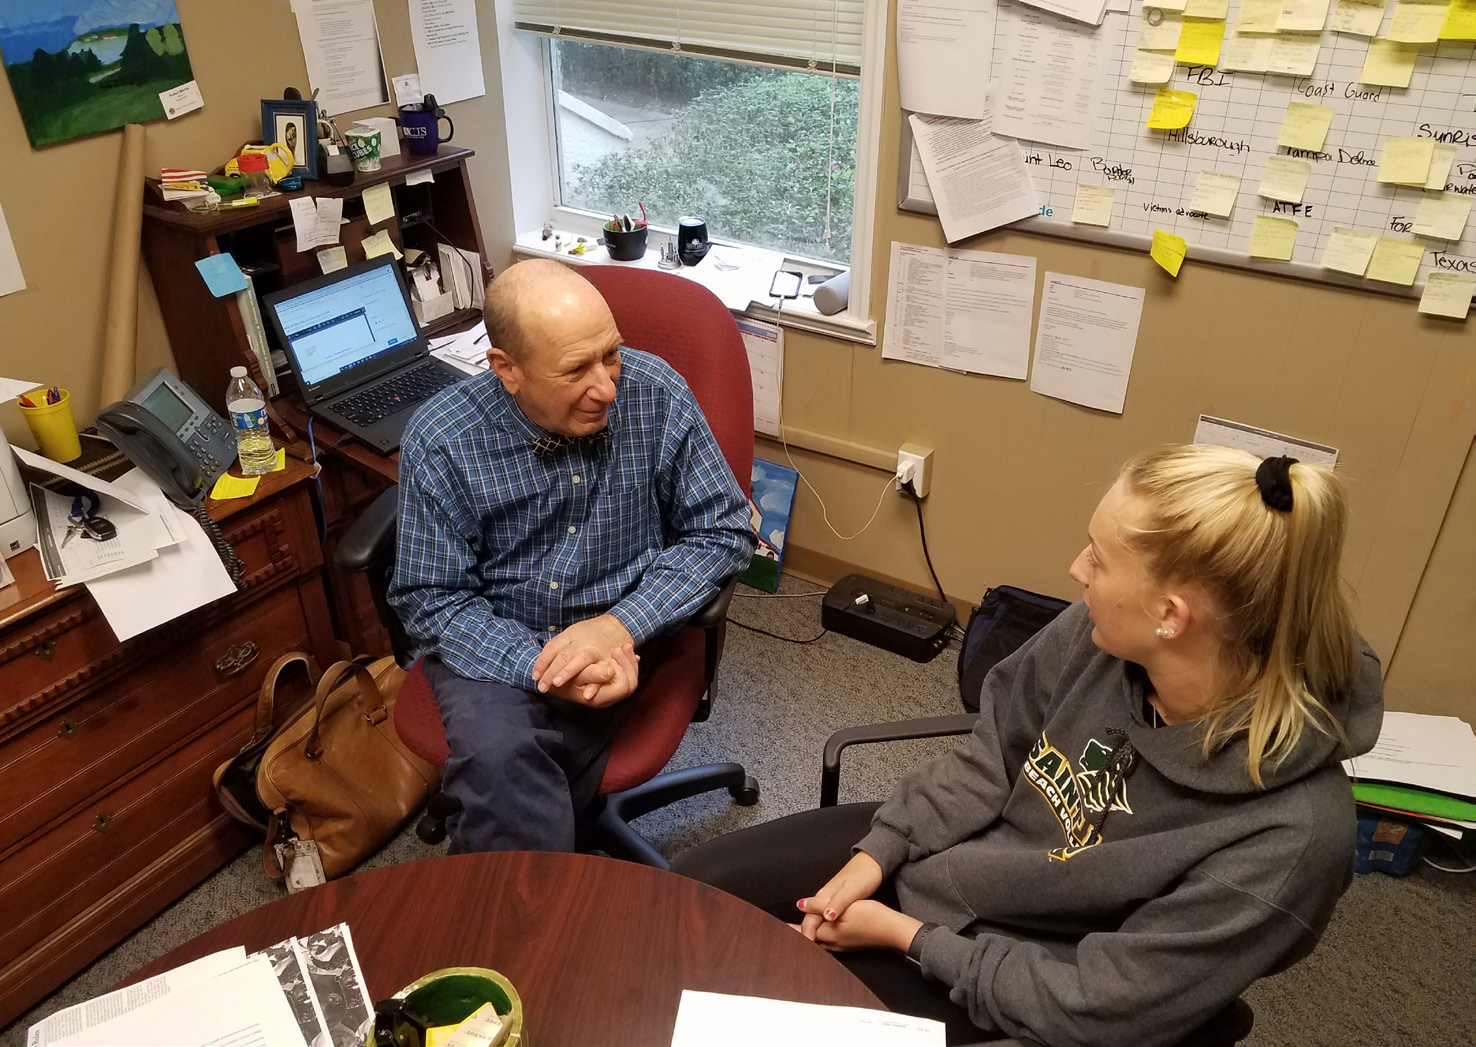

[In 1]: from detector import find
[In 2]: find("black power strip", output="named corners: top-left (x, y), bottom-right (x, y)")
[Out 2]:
top-left (821, 573), bottom-right (956, 662)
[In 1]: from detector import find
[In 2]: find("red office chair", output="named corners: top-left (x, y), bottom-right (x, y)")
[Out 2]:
top-left (334, 268), bottom-right (759, 869)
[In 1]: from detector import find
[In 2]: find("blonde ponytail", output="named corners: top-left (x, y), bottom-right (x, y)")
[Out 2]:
top-left (1119, 445), bottom-right (1357, 786)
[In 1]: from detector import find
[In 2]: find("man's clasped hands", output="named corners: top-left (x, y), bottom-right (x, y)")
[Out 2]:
top-left (531, 614), bottom-right (641, 707)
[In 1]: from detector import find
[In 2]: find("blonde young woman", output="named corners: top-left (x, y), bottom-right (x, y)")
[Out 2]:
top-left (675, 445), bottom-right (1383, 1047)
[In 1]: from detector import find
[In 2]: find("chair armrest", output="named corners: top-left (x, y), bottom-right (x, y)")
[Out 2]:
top-left (820, 713), bottom-right (979, 808)
top-left (690, 573), bottom-right (740, 632)
top-left (333, 486), bottom-right (399, 572)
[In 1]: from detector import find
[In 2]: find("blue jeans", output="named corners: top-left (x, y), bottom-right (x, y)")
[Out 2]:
top-left (422, 655), bottom-right (636, 853)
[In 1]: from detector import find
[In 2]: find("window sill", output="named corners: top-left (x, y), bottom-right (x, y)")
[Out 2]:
top-left (512, 228), bottom-right (877, 346)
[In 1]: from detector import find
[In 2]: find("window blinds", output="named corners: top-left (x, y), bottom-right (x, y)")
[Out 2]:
top-left (513, 0), bottom-right (864, 76)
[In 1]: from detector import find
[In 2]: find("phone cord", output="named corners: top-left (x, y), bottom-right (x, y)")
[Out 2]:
top-left (190, 505), bottom-right (247, 588)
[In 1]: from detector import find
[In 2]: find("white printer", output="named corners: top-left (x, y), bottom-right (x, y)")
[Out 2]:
top-left (0, 426), bottom-right (37, 557)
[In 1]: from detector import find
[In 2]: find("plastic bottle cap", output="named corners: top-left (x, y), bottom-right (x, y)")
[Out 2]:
top-left (237, 153), bottom-right (269, 173)
top-left (230, 366), bottom-right (247, 377)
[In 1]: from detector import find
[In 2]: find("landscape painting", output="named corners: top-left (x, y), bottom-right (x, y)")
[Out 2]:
top-left (0, 1), bottom-right (195, 147)
top-left (740, 459), bottom-right (800, 594)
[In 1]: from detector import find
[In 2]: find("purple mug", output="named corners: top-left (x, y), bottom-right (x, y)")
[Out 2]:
top-left (399, 105), bottom-right (454, 156)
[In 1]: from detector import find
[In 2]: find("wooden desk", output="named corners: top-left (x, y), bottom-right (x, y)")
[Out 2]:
top-left (131, 851), bottom-right (884, 1043)
top-left (0, 460), bottom-right (340, 1026)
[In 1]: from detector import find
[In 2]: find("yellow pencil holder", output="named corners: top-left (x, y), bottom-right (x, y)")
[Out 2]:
top-left (18, 388), bottom-right (81, 463)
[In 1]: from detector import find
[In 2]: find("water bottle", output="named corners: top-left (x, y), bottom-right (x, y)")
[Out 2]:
top-left (226, 366), bottom-right (275, 476)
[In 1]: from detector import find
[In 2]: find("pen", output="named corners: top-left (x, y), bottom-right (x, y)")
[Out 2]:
top-left (18, 394), bottom-right (35, 408)
top-left (48, 386), bottom-right (59, 404)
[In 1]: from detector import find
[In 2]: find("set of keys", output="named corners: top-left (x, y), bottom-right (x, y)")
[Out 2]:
top-left (61, 491), bottom-right (117, 548)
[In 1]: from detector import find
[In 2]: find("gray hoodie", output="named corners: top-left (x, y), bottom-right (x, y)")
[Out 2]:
top-left (856, 602), bottom-right (1383, 1047)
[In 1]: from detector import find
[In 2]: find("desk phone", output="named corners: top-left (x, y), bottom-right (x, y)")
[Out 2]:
top-left (96, 368), bottom-right (237, 508)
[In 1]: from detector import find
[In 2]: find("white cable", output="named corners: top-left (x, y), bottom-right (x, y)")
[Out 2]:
top-left (1422, 856), bottom-right (1476, 874)
top-left (733, 589), bottom-right (828, 598)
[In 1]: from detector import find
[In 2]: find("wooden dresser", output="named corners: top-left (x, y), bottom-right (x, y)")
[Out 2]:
top-left (0, 460), bottom-right (340, 1027)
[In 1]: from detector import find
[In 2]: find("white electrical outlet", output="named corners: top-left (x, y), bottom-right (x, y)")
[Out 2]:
top-left (896, 443), bottom-right (934, 498)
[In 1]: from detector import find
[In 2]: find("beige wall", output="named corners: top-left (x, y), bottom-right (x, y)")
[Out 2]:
top-left (0, 0), bottom-right (515, 444)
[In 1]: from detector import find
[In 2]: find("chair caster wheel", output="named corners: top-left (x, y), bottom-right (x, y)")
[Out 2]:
top-left (728, 778), bottom-right (760, 806)
top-left (416, 815), bottom-right (448, 845)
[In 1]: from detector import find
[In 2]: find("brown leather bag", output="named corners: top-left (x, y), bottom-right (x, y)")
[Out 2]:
top-left (213, 652), bottom-right (321, 832)
top-left (257, 656), bottom-right (441, 882)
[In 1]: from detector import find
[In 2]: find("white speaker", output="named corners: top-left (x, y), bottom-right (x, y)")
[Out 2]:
top-left (812, 270), bottom-right (850, 315)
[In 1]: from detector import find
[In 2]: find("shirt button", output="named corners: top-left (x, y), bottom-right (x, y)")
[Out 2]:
top-left (568, 525), bottom-right (577, 534)
top-left (571, 474), bottom-right (581, 483)
top-left (549, 581), bottom-right (559, 590)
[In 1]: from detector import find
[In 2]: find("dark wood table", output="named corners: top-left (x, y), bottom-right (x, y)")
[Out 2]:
top-left (130, 851), bottom-right (883, 1044)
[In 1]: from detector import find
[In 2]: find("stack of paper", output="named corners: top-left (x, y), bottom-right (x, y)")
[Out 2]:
top-left (671, 991), bottom-right (944, 1046)
top-left (1344, 712), bottom-right (1476, 839)
top-left (430, 319), bottom-right (493, 375)
top-left (30, 923), bottom-right (373, 1047)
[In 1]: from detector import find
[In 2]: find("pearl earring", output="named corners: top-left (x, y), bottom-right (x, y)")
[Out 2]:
top-left (1156, 627), bottom-right (1176, 639)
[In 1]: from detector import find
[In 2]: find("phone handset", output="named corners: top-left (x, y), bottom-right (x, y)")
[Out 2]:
top-left (95, 402), bottom-right (207, 508)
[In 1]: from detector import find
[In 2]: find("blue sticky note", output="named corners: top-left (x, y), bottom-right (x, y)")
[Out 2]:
top-left (195, 254), bottom-right (249, 297)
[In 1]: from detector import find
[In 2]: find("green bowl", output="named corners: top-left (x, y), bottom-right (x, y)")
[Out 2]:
top-left (366, 967), bottom-right (524, 1046)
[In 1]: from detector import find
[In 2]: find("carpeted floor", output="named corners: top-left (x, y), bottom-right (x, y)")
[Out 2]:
top-left (5, 576), bottom-right (1472, 1047)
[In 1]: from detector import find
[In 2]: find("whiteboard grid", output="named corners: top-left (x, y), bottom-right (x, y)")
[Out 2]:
top-left (900, 0), bottom-right (1476, 292)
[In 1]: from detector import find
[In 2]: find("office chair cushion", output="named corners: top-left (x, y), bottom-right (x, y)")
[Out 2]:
top-left (599, 626), bottom-right (707, 793)
top-left (395, 660), bottom-right (451, 767)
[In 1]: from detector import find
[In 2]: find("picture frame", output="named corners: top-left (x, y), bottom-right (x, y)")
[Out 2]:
top-left (261, 98), bottom-right (319, 180)
top-left (739, 458), bottom-right (800, 593)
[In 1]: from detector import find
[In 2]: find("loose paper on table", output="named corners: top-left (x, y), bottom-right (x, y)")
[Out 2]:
top-left (1361, 38), bottom-right (1420, 86)
top-left (0, 376), bottom-right (41, 403)
top-left (1193, 414), bottom-right (1338, 467)
top-left (671, 991), bottom-right (944, 1047)
top-left (1146, 89), bottom-right (1197, 130)
top-left (883, 242), bottom-right (1038, 380)
top-left (908, 112), bottom-right (1037, 243)
top-left (289, 0), bottom-right (389, 115)
top-left (1413, 191), bottom-right (1471, 239)
top-left (1189, 171), bottom-right (1241, 217)
top-left (1366, 237), bottom-right (1426, 285)
top-left (409, 0), bottom-right (486, 105)
top-left (993, 4), bottom-right (1106, 150)
top-left (1175, 18), bottom-right (1227, 64)
top-left (1327, 0), bottom-right (1386, 35)
top-left (1029, 273), bottom-right (1145, 414)
top-left (1386, 0), bottom-right (1449, 41)
top-left (1345, 712), bottom-right (1476, 800)
top-left (1258, 156), bottom-right (1311, 202)
top-left (1321, 227), bottom-right (1380, 274)
top-left (1277, 102), bottom-right (1335, 151)
top-left (736, 319), bottom-right (783, 438)
top-left (1418, 272), bottom-right (1476, 317)
top-left (0, 200), bottom-right (24, 298)
top-left (1249, 215), bottom-right (1298, 259)
top-left (1151, 229), bottom-right (1188, 275)
top-left (362, 182), bottom-right (396, 225)
top-left (897, 0), bottom-right (994, 118)
top-left (1072, 184), bottom-right (1116, 226)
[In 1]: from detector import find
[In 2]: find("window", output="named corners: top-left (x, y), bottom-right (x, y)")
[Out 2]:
top-left (549, 40), bottom-right (860, 264)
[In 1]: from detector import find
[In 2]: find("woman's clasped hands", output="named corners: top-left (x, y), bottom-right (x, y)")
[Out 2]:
top-left (794, 851), bottom-right (922, 953)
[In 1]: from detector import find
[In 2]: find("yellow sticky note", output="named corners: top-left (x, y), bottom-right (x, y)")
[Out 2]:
top-left (272, 446), bottom-right (287, 472)
top-left (1258, 156), bottom-right (1312, 202)
top-left (363, 229), bottom-right (403, 260)
top-left (1442, 0), bottom-right (1476, 36)
top-left (1176, 18), bottom-right (1227, 64)
top-left (1249, 216), bottom-right (1299, 259)
top-left (1387, 0), bottom-right (1450, 41)
top-left (1414, 191), bottom-right (1472, 239)
top-left (1378, 137), bottom-right (1436, 184)
top-left (1152, 229), bottom-right (1189, 276)
top-left (1266, 32), bottom-right (1323, 75)
top-left (1360, 38), bottom-right (1421, 86)
top-left (363, 182), bottom-right (396, 226)
top-left (1238, 0), bottom-right (1284, 31)
top-left (1366, 237), bottom-right (1426, 284)
top-left (1190, 170), bottom-right (1242, 216)
top-left (1418, 272), bottom-right (1476, 317)
top-left (1278, 0), bottom-right (1333, 31)
top-left (1184, 0), bottom-right (1230, 16)
top-left (1321, 227), bottom-right (1380, 274)
top-left (1221, 34), bottom-right (1273, 70)
top-left (211, 473), bottom-right (261, 501)
top-left (1073, 185), bottom-right (1117, 227)
top-left (1147, 89), bottom-right (1198, 130)
top-left (1425, 143), bottom-right (1457, 189)
top-left (1130, 49), bottom-right (1178, 83)
top-left (1328, 0), bottom-right (1388, 35)
top-left (1277, 102), bottom-right (1336, 151)
top-left (1140, 11), bottom-right (1185, 48)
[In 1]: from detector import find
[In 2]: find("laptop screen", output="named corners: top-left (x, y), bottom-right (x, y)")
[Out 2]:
top-left (271, 262), bottom-right (422, 387)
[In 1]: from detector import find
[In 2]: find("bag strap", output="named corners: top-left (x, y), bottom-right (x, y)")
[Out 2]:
top-left (263, 809), bottom-right (286, 881)
top-left (303, 660), bottom-right (387, 759)
top-left (249, 652), bottom-right (321, 747)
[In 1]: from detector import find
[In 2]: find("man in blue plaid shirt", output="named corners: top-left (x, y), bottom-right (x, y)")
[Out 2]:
top-left (390, 260), bottom-right (755, 853)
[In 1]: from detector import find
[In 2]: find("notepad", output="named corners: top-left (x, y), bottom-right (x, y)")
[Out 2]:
top-left (1387, 0), bottom-right (1450, 41)
top-left (1176, 18), bottom-right (1227, 64)
top-left (1190, 171), bottom-right (1242, 216)
top-left (1277, 102), bottom-right (1336, 151)
top-left (1328, 0), bottom-right (1388, 34)
top-left (1413, 191), bottom-right (1472, 239)
top-left (1360, 39), bottom-right (1421, 86)
top-left (1320, 227), bottom-right (1380, 274)
top-left (1130, 49), bottom-right (1178, 83)
top-left (1072, 185), bottom-right (1117, 226)
top-left (1147, 89), bottom-right (1198, 129)
top-left (1258, 156), bottom-right (1312, 202)
top-left (1417, 272), bottom-right (1476, 317)
top-left (1366, 237), bottom-right (1426, 284)
top-left (1249, 216), bottom-right (1299, 259)
top-left (1152, 229), bottom-right (1188, 276)
top-left (1378, 137), bottom-right (1436, 184)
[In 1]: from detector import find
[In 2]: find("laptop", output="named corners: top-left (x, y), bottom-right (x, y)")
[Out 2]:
top-left (262, 257), bottom-right (467, 453)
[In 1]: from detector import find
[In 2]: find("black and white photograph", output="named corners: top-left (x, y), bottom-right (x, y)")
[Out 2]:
top-left (260, 97), bottom-right (319, 178)
top-left (297, 923), bottom-right (372, 1047)
top-left (275, 114), bottom-right (304, 163)
top-left (256, 938), bottom-right (330, 1047)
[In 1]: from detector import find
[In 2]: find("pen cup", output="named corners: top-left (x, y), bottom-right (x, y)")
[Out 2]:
top-left (603, 224), bottom-right (648, 261)
top-left (18, 388), bottom-right (81, 463)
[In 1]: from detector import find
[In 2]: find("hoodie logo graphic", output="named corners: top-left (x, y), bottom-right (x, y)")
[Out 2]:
top-left (1024, 733), bottom-right (1132, 861)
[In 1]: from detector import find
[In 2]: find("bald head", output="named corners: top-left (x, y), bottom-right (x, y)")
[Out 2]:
top-left (483, 259), bottom-right (615, 363)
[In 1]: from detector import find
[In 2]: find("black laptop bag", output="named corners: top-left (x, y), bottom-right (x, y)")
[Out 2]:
top-left (957, 585), bottom-right (1071, 712)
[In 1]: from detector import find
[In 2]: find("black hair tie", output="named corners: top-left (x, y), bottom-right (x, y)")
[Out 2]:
top-left (1255, 455), bottom-right (1298, 512)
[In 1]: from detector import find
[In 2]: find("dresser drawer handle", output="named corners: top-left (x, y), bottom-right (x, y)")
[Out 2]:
top-left (215, 641), bottom-right (260, 677)
top-left (33, 641), bottom-right (55, 660)
top-left (93, 812), bottom-right (113, 832)
top-left (58, 720), bottom-right (78, 739)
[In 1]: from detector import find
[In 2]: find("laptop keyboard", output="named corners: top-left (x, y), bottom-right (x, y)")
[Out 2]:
top-left (334, 363), bottom-right (460, 427)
